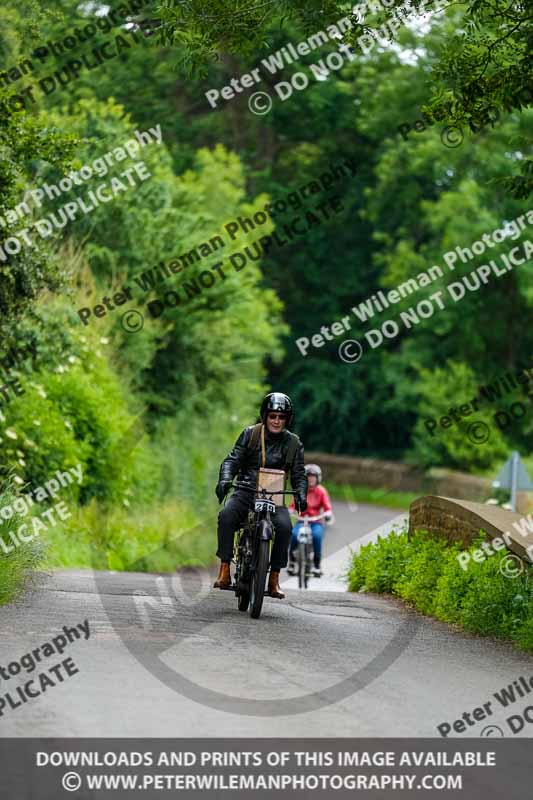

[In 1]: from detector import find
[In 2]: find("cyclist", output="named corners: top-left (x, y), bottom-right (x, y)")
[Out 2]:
top-left (288, 464), bottom-right (334, 577)
top-left (213, 392), bottom-right (308, 599)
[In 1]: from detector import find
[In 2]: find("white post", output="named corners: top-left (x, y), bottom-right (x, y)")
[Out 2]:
top-left (511, 451), bottom-right (519, 512)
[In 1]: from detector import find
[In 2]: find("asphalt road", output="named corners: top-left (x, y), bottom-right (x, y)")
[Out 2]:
top-left (1, 501), bottom-right (533, 738)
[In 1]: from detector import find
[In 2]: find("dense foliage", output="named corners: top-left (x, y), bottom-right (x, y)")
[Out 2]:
top-left (348, 529), bottom-right (533, 651)
top-left (0, 0), bottom-right (530, 599)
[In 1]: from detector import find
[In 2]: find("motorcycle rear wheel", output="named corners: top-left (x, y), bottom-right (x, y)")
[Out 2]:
top-left (238, 591), bottom-right (250, 611)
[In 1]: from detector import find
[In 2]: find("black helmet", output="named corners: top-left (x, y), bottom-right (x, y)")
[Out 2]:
top-left (305, 463), bottom-right (322, 483)
top-left (260, 392), bottom-right (293, 426)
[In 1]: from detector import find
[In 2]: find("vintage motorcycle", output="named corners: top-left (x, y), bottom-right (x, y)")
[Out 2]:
top-left (220, 481), bottom-right (294, 619)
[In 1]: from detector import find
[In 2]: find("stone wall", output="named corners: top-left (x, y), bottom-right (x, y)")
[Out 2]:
top-left (408, 495), bottom-right (533, 560)
top-left (306, 451), bottom-right (491, 501)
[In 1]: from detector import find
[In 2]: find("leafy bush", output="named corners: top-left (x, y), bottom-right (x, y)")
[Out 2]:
top-left (348, 528), bottom-right (533, 652)
top-left (348, 530), bottom-right (413, 593)
top-left (0, 480), bottom-right (45, 605)
top-left (409, 361), bottom-right (509, 471)
top-left (0, 85), bottom-right (79, 338)
top-left (394, 534), bottom-right (457, 615)
top-left (1, 303), bottom-right (161, 508)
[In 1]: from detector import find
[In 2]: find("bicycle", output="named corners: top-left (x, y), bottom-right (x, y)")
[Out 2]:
top-left (221, 481), bottom-right (295, 619)
top-left (289, 513), bottom-right (327, 589)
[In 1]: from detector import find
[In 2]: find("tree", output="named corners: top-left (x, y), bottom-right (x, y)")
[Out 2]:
top-left (0, 87), bottom-right (78, 336)
top-left (156, 0), bottom-right (532, 196)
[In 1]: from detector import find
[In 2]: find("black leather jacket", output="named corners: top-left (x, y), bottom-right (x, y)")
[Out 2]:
top-left (218, 425), bottom-right (308, 501)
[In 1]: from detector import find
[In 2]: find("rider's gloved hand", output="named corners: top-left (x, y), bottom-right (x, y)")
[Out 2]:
top-left (216, 480), bottom-right (232, 503)
top-left (296, 494), bottom-right (307, 513)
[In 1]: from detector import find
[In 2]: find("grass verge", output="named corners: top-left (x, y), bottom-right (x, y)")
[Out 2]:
top-left (42, 499), bottom-right (216, 572)
top-left (1, 490), bottom-right (217, 607)
top-left (0, 482), bottom-right (46, 605)
top-left (327, 482), bottom-right (418, 510)
top-left (347, 528), bottom-right (533, 652)
top-left (0, 541), bottom-right (44, 605)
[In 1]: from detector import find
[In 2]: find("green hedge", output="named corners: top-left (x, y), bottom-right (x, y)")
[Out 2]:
top-left (348, 530), bottom-right (533, 651)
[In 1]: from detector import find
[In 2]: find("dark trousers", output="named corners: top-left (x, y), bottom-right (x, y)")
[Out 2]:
top-left (217, 490), bottom-right (292, 571)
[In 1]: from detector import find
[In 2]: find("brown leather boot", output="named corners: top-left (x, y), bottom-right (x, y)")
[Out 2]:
top-left (268, 570), bottom-right (285, 599)
top-left (213, 561), bottom-right (231, 589)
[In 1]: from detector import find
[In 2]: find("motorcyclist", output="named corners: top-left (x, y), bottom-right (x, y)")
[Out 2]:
top-left (288, 464), bottom-right (334, 577)
top-left (213, 392), bottom-right (308, 599)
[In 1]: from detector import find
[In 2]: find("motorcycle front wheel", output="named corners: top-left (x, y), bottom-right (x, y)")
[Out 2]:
top-left (250, 537), bottom-right (270, 619)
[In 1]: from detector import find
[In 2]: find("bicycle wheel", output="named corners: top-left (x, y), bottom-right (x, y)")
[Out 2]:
top-left (250, 538), bottom-right (270, 619)
top-left (304, 542), bottom-right (311, 589)
top-left (298, 540), bottom-right (307, 590)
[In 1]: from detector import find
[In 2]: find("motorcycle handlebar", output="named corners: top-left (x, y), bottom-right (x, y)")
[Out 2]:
top-left (232, 482), bottom-right (296, 497)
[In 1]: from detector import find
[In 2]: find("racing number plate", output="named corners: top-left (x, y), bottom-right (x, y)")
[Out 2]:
top-left (254, 500), bottom-right (276, 514)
